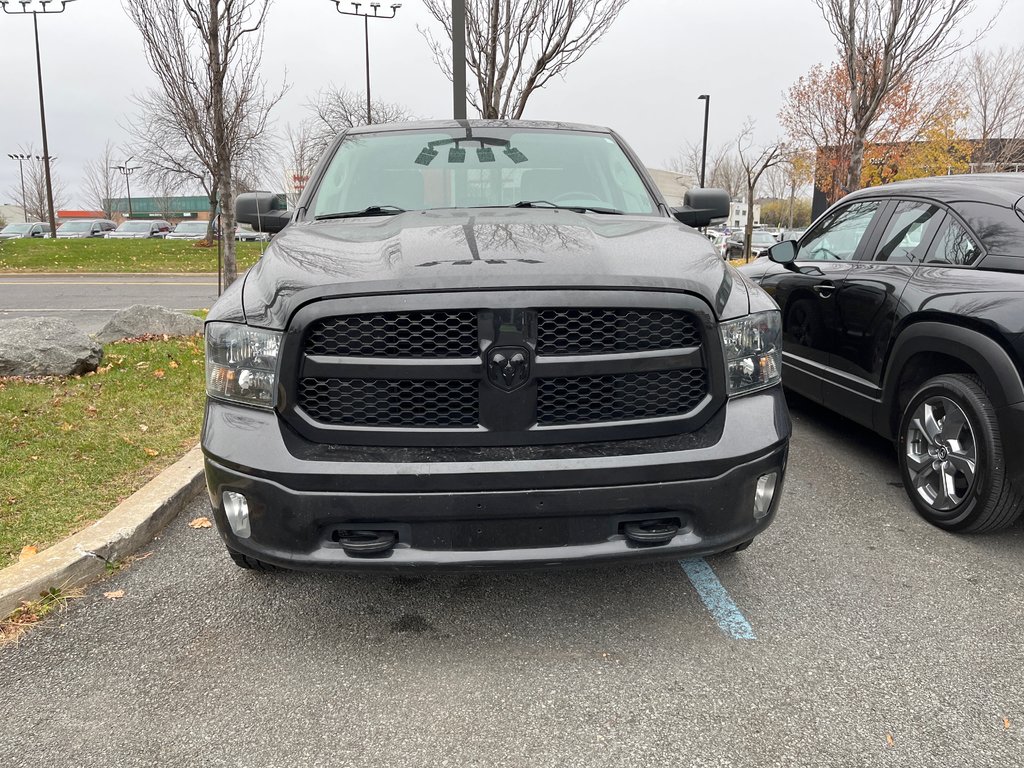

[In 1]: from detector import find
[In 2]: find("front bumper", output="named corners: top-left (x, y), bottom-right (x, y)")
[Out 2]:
top-left (202, 387), bottom-right (791, 570)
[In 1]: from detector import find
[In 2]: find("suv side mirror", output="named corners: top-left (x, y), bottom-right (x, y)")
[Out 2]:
top-left (670, 188), bottom-right (730, 228)
top-left (768, 240), bottom-right (798, 265)
top-left (237, 192), bottom-right (291, 234)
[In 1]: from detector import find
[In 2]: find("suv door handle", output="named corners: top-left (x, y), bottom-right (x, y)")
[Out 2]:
top-left (813, 282), bottom-right (836, 298)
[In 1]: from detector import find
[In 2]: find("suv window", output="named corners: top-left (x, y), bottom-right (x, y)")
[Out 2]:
top-left (927, 216), bottom-right (981, 266)
top-left (874, 201), bottom-right (944, 263)
top-left (799, 201), bottom-right (880, 261)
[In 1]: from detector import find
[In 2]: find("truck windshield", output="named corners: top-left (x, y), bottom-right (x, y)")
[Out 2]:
top-left (310, 127), bottom-right (658, 218)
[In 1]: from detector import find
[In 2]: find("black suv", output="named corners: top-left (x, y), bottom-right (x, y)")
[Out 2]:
top-left (739, 174), bottom-right (1024, 532)
top-left (201, 120), bottom-right (791, 571)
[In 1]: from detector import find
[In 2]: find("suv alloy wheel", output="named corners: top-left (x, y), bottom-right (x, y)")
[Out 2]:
top-left (898, 375), bottom-right (1023, 532)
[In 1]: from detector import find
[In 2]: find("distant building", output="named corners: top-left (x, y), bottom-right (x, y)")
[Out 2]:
top-left (103, 195), bottom-right (214, 224)
top-left (0, 204), bottom-right (27, 224)
top-left (647, 168), bottom-right (697, 207)
top-left (727, 201), bottom-right (761, 229)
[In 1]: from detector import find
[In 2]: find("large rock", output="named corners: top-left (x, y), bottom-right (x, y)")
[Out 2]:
top-left (0, 317), bottom-right (103, 377)
top-left (95, 304), bottom-right (203, 344)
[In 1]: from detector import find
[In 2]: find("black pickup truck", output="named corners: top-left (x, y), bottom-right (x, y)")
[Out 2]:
top-left (201, 120), bottom-right (790, 571)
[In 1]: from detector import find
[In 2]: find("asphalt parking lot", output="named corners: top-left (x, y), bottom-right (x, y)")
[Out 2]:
top-left (2, 394), bottom-right (1023, 767)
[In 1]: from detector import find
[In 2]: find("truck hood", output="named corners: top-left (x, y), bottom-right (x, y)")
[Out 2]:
top-left (239, 209), bottom-right (749, 329)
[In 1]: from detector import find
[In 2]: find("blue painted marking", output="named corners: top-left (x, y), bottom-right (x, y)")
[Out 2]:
top-left (679, 558), bottom-right (756, 640)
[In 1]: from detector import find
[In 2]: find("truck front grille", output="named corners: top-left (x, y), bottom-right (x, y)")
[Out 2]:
top-left (536, 369), bottom-right (708, 425)
top-left (298, 377), bottom-right (478, 427)
top-left (536, 308), bottom-right (701, 355)
top-left (306, 310), bottom-right (478, 358)
top-left (287, 297), bottom-right (718, 446)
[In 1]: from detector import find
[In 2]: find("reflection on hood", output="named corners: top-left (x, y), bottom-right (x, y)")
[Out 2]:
top-left (238, 208), bottom-right (747, 328)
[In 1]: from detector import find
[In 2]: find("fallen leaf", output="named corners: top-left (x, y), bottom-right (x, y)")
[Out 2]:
top-left (60, 422), bottom-right (74, 432)
top-left (886, 733), bottom-right (894, 748)
top-left (1004, 717), bottom-right (1011, 730)
top-left (168, 360), bottom-right (180, 369)
top-left (153, 369), bottom-right (166, 379)
top-left (103, 590), bottom-right (125, 600)
top-left (135, 361), bottom-right (149, 369)
top-left (188, 517), bottom-right (213, 529)
top-left (19, 545), bottom-right (38, 560)
top-left (139, 424), bottom-right (149, 433)
top-left (143, 448), bottom-right (159, 457)
top-left (85, 405), bottom-right (99, 416)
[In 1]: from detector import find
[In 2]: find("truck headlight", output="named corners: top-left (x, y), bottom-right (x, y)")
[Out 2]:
top-left (719, 310), bottom-right (782, 395)
top-left (205, 322), bottom-right (282, 408)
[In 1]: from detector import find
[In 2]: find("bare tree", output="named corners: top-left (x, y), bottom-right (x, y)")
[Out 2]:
top-left (965, 46), bottom-right (1024, 171)
top-left (306, 85), bottom-right (414, 156)
top-left (422, 0), bottom-right (630, 119)
top-left (280, 120), bottom-right (321, 208)
top-left (124, 0), bottom-right (284, 287)
top-left (670, 142), bottom-right (746, 201)
top-left (736, 121), bottom-right (784, 261)
top-left (815, 0), bottom-right (988, 193)
top-left (6, 147), bottom-right (68, 223)
top-left (81, 142), bottom-right (125, 219)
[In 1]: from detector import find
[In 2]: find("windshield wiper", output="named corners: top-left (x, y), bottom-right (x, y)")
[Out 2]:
top-left (315, 205), bottom-right (406, 220)
top-left (511, 200), bottom-right (623, 215)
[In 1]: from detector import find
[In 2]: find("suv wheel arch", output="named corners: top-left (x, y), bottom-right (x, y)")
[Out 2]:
top-left (881, 322), bottom-right (1024, 440)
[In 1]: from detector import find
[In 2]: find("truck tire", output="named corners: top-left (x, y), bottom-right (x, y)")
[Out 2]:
top-left (897, 374), bottom-right (1023, 532)
top-left (228, 550), bottom-right (281, 571)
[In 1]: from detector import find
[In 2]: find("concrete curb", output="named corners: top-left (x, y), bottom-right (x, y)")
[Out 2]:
top-left (0, 445), bottom-right (206, 618)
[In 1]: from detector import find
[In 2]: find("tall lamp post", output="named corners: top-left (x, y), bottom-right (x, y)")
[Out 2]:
top-left (112, 158), bottom-right (140, 219)
top-left (697, 94), bottom-right (710, 188)
top-left (329, 2), bottom-right (401, 125)
top-left (6, 153), bottom-right (31, 222)
top-left (1, 1), bottom-right (77, 238)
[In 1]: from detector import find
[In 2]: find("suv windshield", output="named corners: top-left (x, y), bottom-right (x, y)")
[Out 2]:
top-left (58, 222), bottom-right (93, 233)
top-left (117, 221), bottom-right (153, 232)
top-left (174, 222), bottom-right (206, 232)
top-left (751, 232), bottom-right (776, 247)
top-left (1, 224), bottom-right (32, 234)
top-left (310, 127), bottom-right (657, 218)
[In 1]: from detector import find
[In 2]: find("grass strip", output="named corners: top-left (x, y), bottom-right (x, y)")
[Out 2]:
top-left (0, 238), bottom-right (264, 273)
top-left (0, 336), bottom-right (207, 568)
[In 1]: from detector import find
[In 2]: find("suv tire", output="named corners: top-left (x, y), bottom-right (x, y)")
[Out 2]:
top-left (229, 551), bottom-right (281, 571)
top-left (897, 374), bottom-right (1023, 532)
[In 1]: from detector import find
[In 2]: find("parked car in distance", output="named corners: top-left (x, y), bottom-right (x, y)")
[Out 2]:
top-left (780, 228), bottom-right (806, 242)
top-left (0, 221), bottom-right (50, 240)
top-left (725, 230), bottom-right (777, 260)
top-left (106, 219), bottom-right (172, 239)
top-left (56, 219), bottom-right (117, 238)
top-left (235, 223), bottom-right (270, 242)
top-left (710, 232), bottom-right (730, 259)
top-left (738, 173), bottom-right (1024, 533)
top-left (166, 220), bottom-right (214, 241)
top-left (202, 119), bottom-right (791, 573)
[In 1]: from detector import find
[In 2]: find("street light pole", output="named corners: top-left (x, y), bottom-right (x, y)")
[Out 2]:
top-left (697, 94), bottom-right (710, 188)
top-left (329, 2), bottom-right (401, 125)
top-left (1, 1), bottom-right (77, 238)
top-left (111, 158), bottom-right (141, 219)
top-left (6, 153), bottom-right (30, 222)
top-left (452, 0), bottom-right (466, 119)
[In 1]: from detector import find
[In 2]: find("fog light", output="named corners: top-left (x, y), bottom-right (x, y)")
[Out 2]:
top-left (222, 491), bottom-right (251, 538)
top-left (753, 472), bottom-right (778, 519)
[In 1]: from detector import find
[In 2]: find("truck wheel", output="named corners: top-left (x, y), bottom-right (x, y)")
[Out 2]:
top-left (228, 550), bottom-right (281, 571)
top-left (897, 374), bottom-right (1023, 532)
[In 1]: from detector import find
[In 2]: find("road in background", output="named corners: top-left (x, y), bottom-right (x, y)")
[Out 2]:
top-left (0, 274), bottom-right (220, 334)
top-left (2, 397), bottom-right (1023, 766)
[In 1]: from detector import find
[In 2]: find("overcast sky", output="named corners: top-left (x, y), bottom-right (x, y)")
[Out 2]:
top-left (1, 0), bottom-right (1022, 208)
